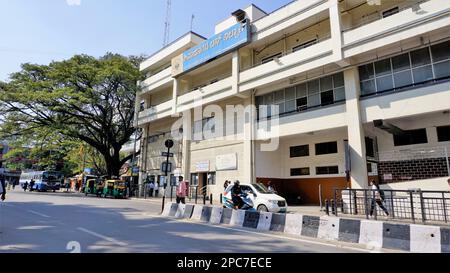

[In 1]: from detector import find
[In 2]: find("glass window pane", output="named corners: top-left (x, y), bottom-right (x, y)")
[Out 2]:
top-left (321, 90), bottom-right (334, 106)
top-left (264, 93), bottom-right (273, 104)
top-left (296, 83), bottom-right (307, 98)
top-left (277, 102), bottom-right (285, 114)
top-left (334, 87), bottom-right (346, 101)
top-left (285, 87), bottom-right (296, 100)
top-left (392, 53), bottom-right (411, 72)
top-left (361, 80), bottom-right (376, 95)
top-left (256, 96), bottom-right (264, 107)
top-left (376, 75), bottom-right (394, 92)
top-left (394, 70), bottom-right (413, 88)
top-left (431, 40), bottom-right (450, 62)
top-left (333, 73), bottom-right (344, 88)
top-left (308, 79), bottom-right (319, 94)
top-left (411, 47), bottom-right (431, 67)
top-left (375, 59), bottom-right (392, 76)
top-left (308, 94), bottom-right (320, 107)
top-left (274, 90), bottom-right (284, 102)
top-left (296, 97), bottom-right (307, 110)
top-left (320, 76), bottom-right (333, 91)
top-left (413, 65), bottom-right (433, 83)
top-left (359, 64), bottom-right (375, 80)
top-left (285, 100), bottom-right (296, 112)
top-left (433, 60), bottom-right (450, 79)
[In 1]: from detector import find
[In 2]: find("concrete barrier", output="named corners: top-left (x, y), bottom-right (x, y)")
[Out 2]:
top-left (209, 207), bottom-right (224, 225)
top-left (318, 216), bottom-right (340, 241)
top-left (383, 223), bottom-right (411, 251)
top-left (162, 203), bottom-right (450, 253)
top-left (410, 224), bottom-right (441, 253)
top-left (359, 220), bottom-right (383, 250)
top-left (270, 213), bottom-right (286, 232)
top-left (284, 214), bottom-right (303, 236)
top-left (257, 212), bottom-right (273, 231)
top-left (243, 211), bottom-right (260, 229)
top-left (191, 205), bottom-right (204, 221)
top-left (175, 203), bottom-right (185, 219)
top-left (230, 210), bottom-right (246, 227)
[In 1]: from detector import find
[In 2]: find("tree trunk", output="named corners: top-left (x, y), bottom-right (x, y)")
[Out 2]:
top-left (103, 151), bottom-right (122, 179)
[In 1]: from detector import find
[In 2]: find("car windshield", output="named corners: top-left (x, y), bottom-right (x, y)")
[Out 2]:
top-left (251, 183), bottom-right (271, 194)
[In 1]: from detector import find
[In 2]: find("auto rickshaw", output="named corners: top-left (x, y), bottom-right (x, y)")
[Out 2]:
top-left (84, 179), bottom-right (104, 197)
top-left (102, 180), bottom-right (127, 199)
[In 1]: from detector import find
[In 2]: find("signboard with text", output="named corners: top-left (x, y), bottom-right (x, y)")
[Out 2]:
top-left (172, 21), bottom-right (251, 76)
top-left (216, 153), bottom-right (237, 171)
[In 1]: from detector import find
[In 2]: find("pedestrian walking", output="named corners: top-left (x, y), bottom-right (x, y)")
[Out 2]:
top-left (176, 176), bottom-right (189, 204)
top-left (154, 182), bottom-right (160, 198)
top-left (0, 173), bottom-right (6, 201)
top-left (29, 179), bottom-right (35, 192)
top-left (369, 180), bottom-right (389, 217)
top-left (23, 181), bottom-right (29, 192)
top-left (149, 181), bottom-right (155, 197)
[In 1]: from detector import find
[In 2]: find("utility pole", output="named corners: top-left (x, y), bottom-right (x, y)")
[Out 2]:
top-left (163, 0), bottom-right (172, 47)
top-left (190, 14), bottom-right (195, 31)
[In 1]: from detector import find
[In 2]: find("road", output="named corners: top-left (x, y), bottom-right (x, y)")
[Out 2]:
top-left (0, 190), bottom-right (375, 253)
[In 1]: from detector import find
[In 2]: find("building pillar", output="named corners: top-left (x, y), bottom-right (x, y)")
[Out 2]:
top-left (172, 78), bottom-right (179, 115)
top-left (232, 51), bottom-right (240, 95)
top-left (243, 96), bottom-right (255, 183)
top-left (329, 0), bottom-right (343, 61)
top-left (181, 109), bottom-right (192, 181)
top-left (344, 67), bottom-right (368, 189)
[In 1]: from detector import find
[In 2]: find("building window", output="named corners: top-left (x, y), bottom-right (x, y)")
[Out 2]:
top-left (316, 166), bottom-right (339, 175)
top-left (367, 163), bottom-right (373, 173)
top-left (382, 6), bottom-right (399, 18)
top-left (190, 174), bottom-right (199, 186)
top-left (291, 168), bottom-right (310, 176)
top-left (256, 72), bottom-right (345, 118)
top-left (437, 126), bottom-right (450, 142)
top-left (261, 52), bottom-right (283, 64)
top-left (207, 172), bottom-right (216, 185)
top-left (393, 129), bottom-right (428, 146)
top-left (365, 137), bottom-right (375, 158)
top-left (315, 141), bottom-right (338, 155)
top-left (193, 117), bottom-right (215, 140)
top-left (292, 39), bottom-right (318, 53)
top-left (359, 40), bottom-right (450, 97)
top-left (290, 145), bottom-right (309, 158)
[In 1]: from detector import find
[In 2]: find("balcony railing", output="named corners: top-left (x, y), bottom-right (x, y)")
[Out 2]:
top-left (137, 100), bottom-right (173, 126)
top-left (140, 66), bottom-right (173, 94)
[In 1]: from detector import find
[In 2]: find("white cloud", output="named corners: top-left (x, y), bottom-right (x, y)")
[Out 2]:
top-left (66, 0), bottom-right (81, 6)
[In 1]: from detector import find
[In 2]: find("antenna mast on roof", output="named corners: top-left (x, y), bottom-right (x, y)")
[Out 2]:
top-left (163, 0), bottom-right (172, 47)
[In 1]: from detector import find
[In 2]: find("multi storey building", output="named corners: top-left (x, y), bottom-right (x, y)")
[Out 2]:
top-left (135, 0), bottom-right (450, 205)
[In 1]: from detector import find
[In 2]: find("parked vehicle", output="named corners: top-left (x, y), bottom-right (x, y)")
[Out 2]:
top-left (223, 183), bottom-right (288, 213)
top-left (102, 180), bottom-right (126, 199)
top-left (84, 179), bottom-right (104, 197)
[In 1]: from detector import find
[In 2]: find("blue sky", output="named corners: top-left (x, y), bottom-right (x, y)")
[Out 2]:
top-left (0, 0), bottom-right (292, 81)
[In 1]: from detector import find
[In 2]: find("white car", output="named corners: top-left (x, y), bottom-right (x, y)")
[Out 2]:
top-left (224, 183), bottom-right (288, 213)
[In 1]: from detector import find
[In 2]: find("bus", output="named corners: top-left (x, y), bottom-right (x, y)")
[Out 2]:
top-left (19, 171), bottom-right (64, 192)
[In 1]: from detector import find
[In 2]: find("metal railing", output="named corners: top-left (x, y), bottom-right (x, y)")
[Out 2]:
top-left (328, 188), bottom-right (450, 224)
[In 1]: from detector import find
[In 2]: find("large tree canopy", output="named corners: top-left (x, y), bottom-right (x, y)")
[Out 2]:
top-left (0, 53), bottom-right (144, 178)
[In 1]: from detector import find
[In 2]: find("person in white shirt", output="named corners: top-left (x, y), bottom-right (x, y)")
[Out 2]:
top-left (149, 181), bottom-right (155, 197)
top-left (369, 180), bottom-right (389, 217)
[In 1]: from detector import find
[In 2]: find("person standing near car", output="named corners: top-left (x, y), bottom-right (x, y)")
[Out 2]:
top-left (267, 181), bottom-right (276, 193)
top-left (29, 179), bottom-right (35, 192)
top-left (231, 180), bottom-right (243, 209)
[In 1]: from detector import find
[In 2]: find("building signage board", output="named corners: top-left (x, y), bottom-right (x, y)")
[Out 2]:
top-left (172, 21), bottom-right (251, 76)
top-left (195, 161), bottom-right (210, 172)
top-left (216, 154), bottom-right (237, 171)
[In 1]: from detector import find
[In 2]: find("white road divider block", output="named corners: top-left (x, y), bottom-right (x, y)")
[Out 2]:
top-left (209, 207), bottom-right (224, 225)
top-left (410, 224), bottom-right (441, 253)
top-left (175, 203), bottom-right (186, 219)
top-left (359, 220), bottom-right (383, 251)
top-left (191, 205), bottom-right (204, 221)
top-left (162, 202), bottom-right (174, 217)
top-left (257, 212), bottom-right (273, 231)
top-left (284, 214), bottom-right (303, 236)
top-left (230, 210), bottom-right (246, 227)
top-left (318, 216), bottom-right (340, 241)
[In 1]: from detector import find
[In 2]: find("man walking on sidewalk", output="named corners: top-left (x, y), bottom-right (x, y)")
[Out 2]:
top-left (1, 172), bottom-right (6, 201)
top-left (370, 180), bottom-right (389, 217)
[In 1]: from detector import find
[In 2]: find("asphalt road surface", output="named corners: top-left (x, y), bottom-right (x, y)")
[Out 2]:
top-left (0, 190), bottom-right (378, 253)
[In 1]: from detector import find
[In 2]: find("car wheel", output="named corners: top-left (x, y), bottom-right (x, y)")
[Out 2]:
top-left (257, 205), bottom-right (269, 212)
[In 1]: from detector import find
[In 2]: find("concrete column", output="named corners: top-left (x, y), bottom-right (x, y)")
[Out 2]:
top-left (172, 78), bottom-right (179, 115)
top-left (181, 109), bottom-right (192, 181)
top-left (232, 51), bottom-right (240, 95)
top-left (243, 96), bottom-right (255, 183)
top-left (344, 67), bottom-right (368, 189)
top-left (329, 0), bottom-right (343, 60)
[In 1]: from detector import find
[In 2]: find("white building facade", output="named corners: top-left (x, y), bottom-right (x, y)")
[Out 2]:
top-left (135, 0), bottom-right (450, 205)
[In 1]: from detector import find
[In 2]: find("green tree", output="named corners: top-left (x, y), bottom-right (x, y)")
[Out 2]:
top-left (0, 53), bottom-right (144, 178)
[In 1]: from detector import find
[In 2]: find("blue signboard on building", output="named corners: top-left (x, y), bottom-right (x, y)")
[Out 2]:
top-left (181, 21), bottom-right (251, 73)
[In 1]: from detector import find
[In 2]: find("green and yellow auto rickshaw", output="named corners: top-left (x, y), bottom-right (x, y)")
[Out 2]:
top-left (102, 180), bottom-right (127, 199)
top-left (84, 179), bottom-right (104, 197)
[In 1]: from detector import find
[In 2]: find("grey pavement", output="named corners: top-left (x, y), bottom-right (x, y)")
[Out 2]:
top-left (0, 189), bottom-right (383, 253)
